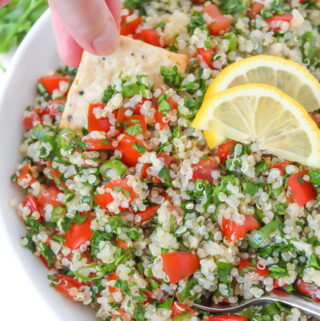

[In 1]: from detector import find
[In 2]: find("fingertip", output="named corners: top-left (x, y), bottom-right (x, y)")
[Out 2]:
top-left (91, 18), bottom-right (119, 55)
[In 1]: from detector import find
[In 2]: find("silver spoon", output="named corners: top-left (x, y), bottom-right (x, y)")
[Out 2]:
top-left (193, 290), bottom-right (320, 318)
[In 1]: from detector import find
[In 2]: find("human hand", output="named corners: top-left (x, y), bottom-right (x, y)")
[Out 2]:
top-left (0, 0), bottom-right (121, 66)
top-left (49, 0), bottom-right (120, 66)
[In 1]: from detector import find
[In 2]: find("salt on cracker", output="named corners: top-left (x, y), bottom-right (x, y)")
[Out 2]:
top-left (61, 36), bottom-right (189, 130)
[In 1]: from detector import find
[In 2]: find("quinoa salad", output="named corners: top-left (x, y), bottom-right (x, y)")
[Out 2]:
top-left (12, 1), bottom-right (320, 321)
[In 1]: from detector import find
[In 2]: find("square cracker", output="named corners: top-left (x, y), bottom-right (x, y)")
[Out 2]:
top-left (61, 36), bottom-right (189, 130)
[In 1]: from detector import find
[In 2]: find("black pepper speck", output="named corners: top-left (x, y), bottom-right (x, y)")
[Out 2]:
top-left (67, 115), bottom-right (73, 121)
top-left (78, 90), bottom-right (84, 96)
top-left (102, 57), bottom-right (106, 61)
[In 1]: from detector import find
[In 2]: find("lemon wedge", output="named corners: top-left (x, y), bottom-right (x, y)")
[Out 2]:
top-left (192, 84), bottom-right (320, 168)
top-left (205, 55), bottom-right (320, 112)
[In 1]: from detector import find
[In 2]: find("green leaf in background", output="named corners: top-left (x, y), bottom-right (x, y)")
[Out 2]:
top-left (0, 0), bottom-right (48, 53)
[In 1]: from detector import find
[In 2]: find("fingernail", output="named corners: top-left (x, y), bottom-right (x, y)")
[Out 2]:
top-left (92, 19), bottom-right (119, 55)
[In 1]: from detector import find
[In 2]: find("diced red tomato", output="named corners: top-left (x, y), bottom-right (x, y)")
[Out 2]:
top-left (20, 195), bottom-right (41, 219)
top-left (16, 164), bottom-right (37, 187)
top-left (117, 134), bottom-right (148, 167)
top-left (53, 274), bottom-right (83, 299)
top-left (40, 255), bottom-right (53, 269)
top-left (296, 279), bottom-right (320, 302)
top-left (121, 16), bottom-right (142, 36)
top-left (161, 251), bottom-right (200, 284)
top-left (197, 48), bottom-right (214, 68)
top-left (88, 103), bottom-right (112, 133)
top-left (273, 279), bottom-right (289, 289)
top-left (115, 239), bottom-right (128, 249)
top-left (272, 161), bottom-right (291, 176)
top-left (265, 14), bottom-right (293, 31)
top-left (218, 140), bottom-right (236, 164)
top-left (83, 137), bottom-right (116, 151)
top-left (221, 216), bottom-right (259, 242)
top-left (239, 258), bottom-right (269, 277)
top-left (299, 0), bottom-right (307, 3)
top-left (158, 152), bottom-right (173, 166)
top-left (37, 187), bottom-right (63, 209)
top-left (204, 4), bottom-right (232, 36)
top-left (155, 96), bottom-right (178, 130)
top-left (95, 178), bottom-right (136, 212)
top-left (135, 205), bottom-right (160, 223)
top-left (171, 302), bottom-right (198, 318)
top-left (23, 110), bottom-right (42, 130)
top-left (116, 108), bottom-right (126, 123)
top-left (191, 158), bottom-right (218, 182)
top-left (65, 214), bottom-right (93, 250)
top-left (247, 2), bottom-right (264, 19)
top-left (137, 29), bottom-right (161, 47)
top-left (123, 115), bottom-right (147, 133)
top-left (287, 170), bottom-right (317, 206)
top-left (206, 316), bottom-right (249, 321)
top-left (38, 74), bottom-right (69, 96)
top-left (107, 272), bottom-right (118, 293)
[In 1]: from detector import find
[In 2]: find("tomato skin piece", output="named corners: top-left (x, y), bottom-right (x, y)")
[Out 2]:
top-left (37, 186), bottom-right (62, 209)
top-left (221, 216), bottom-right (259, 242)
top-left (206, 316), bottom-right (249, 321)
top-left (247, 2), bottom-right (264, 19)
top-left (171, 302), bottom-right (198, 318)
top-left (218, 140), bottom-right (236, 164)
top-left (204, 4), bottom-right (232, 36)
top-left (117, 134), bottom-right (147, 167)
top-left (287, 170), bottom-right (317, 206)
top-left (265, 14), bottom-right (293, 31)
top-left (296, 279), bottom-right (320, 302)
top-left (87, 103), bottom-right (112, 133)
top-left (239, 258), bottom-right (269, 277)
top-left (191, 158), bottom-right (218, 182)
top-left (135, 205), bottom-right (160, 223)
top-left (272, 161), bottom-right (291, 176)
top-left (120, 16), bottom-right (142, 35)
top-left (161, 251), bottom-right (200, 284)
top-left (95, 179), bottom-right (136, 212)
top-left (38, 74), bottom-right (69, 96)
top-left (65, 215), bottom-right (93, 250)
top-left (53, 274), bottom-right (83, 299)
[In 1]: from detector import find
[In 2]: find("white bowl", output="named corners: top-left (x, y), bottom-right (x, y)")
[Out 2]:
top-left (0, 10), bottom-right (95, 321)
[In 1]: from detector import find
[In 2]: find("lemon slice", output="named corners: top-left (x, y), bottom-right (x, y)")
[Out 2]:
top-left (192, 84), bottom-right (320, 168)
top-left (205, 55), bottom-right (320, 112)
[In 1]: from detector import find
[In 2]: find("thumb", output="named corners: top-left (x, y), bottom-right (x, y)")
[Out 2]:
top-left (48, 0), bottom-right (119, 55)
top-left (0, 0), bottom-right (10, 8)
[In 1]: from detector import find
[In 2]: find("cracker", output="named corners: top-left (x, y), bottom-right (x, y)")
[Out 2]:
top-left (61, 36), bottom-right (188, 130)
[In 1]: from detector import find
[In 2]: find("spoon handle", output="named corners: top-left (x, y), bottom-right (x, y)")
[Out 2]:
top-left (270, 291), bottom-right (320, 318)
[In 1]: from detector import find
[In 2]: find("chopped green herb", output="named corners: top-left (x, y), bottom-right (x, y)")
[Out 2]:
top-left (157, 94), bottom-right (172, 116)
top-left (133, 142), bottom-right (146, 154)
top-left (160, 65), bottom-right (183, 88)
